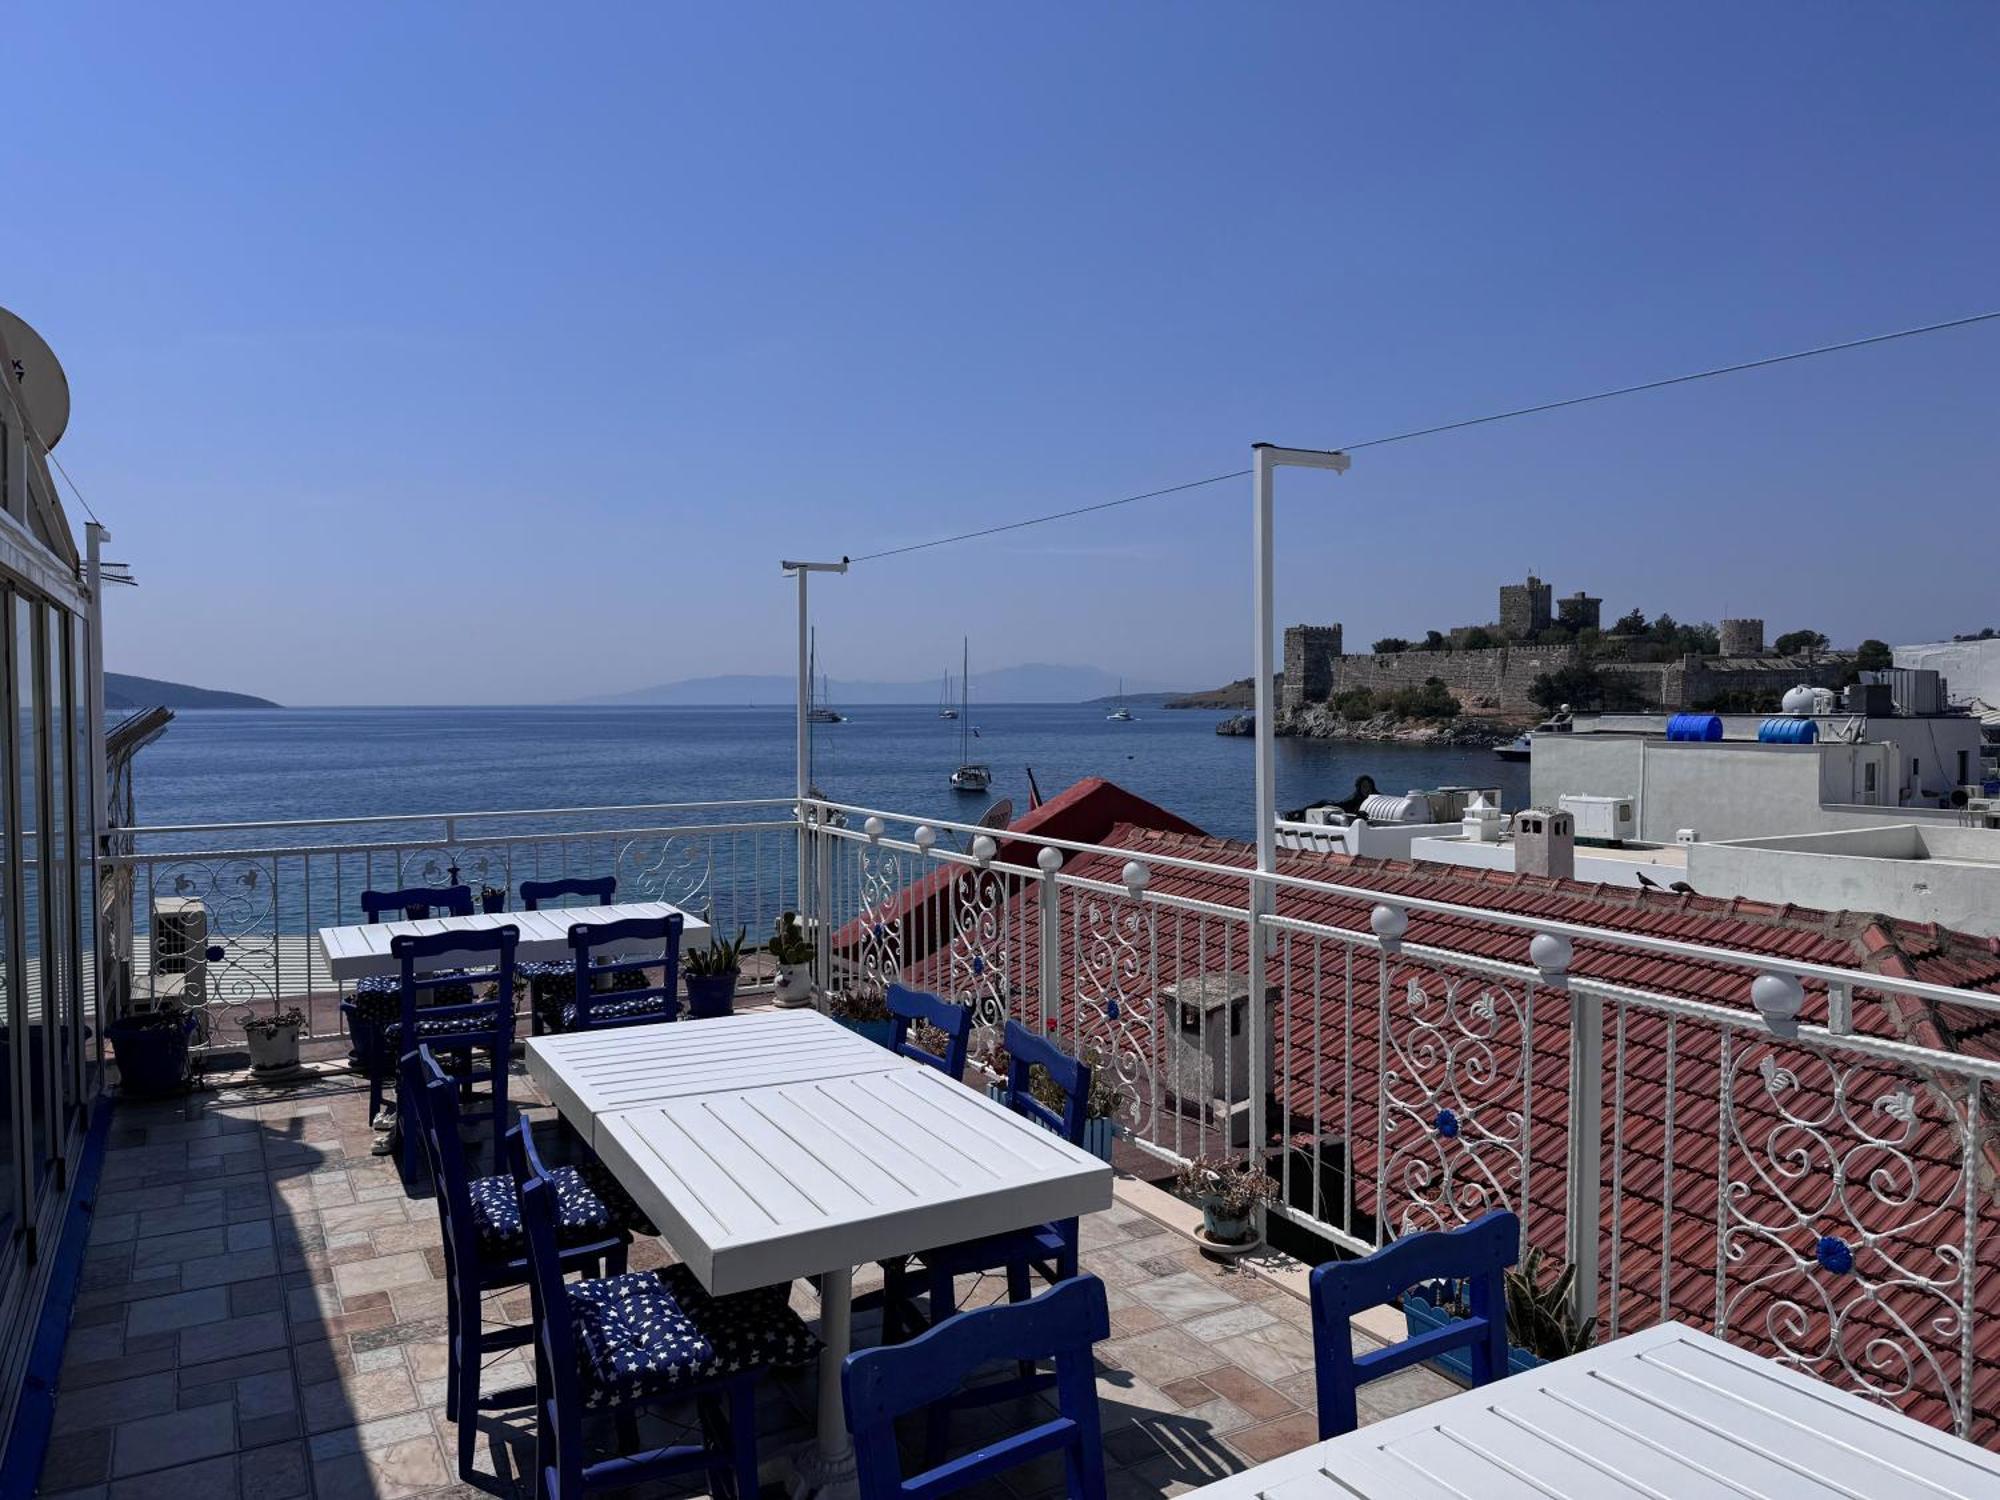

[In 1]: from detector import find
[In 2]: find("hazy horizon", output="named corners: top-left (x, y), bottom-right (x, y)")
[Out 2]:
top-left (14, 5), bottom-right (1998, 704)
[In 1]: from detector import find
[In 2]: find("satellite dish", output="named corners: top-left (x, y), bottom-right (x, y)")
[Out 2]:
top-left (0, 307), bottom-right (70, 449)
top-left (977, 798), bottom-right (1014, 833)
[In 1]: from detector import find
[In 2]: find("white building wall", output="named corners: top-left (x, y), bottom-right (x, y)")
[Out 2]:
top-left (1689, 825), bottom-right (2000, 938)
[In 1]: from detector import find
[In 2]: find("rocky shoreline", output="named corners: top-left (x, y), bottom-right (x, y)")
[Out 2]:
top-left (1216, 707), bottom-right (1521, 747)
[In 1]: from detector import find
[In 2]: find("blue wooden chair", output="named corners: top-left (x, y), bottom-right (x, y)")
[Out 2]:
top-left (344, 883), bottom-right (474, 1125)
top-left (886, 984), bottom-right (972, 1078)
top-left (920, 1021), bottom-right (1090, 1327)
top-left (842, 1275), bottom-right (1110, 1500)
top-left (876, 985), bottom-right (973, 1337)
top-left (1307, 1208), bottom-right (1521, 1438)
top-left (518, 877), bottom-right (617, 1034)
top-left (561, 914), bottom-right (684, 1032)
top-left (509, 1121), bottom-right (818, 1500)
top-left (403, 1046), bottom-right (641, 1483)
top-left (390, 925), bottom-right (519, 1178)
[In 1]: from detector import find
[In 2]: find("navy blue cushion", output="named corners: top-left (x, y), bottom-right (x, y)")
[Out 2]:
top-left (658, 1264), bottom-right (818, 1373)
top-left (561, 993), bottom-right (674, 1030)
top-left (568, 1267), bottom-right (818, 1410)
top-left (467, 1165), bottom-right (618, 1258)
top-left (570, 1271), bottom-right (723, 1408)
top-left (347, 971), bottom-right (477, 1023)
top-left (383, 1009), bottom-right (504, 1045)
top-left (576, 1157), bottom-right (659, 1238)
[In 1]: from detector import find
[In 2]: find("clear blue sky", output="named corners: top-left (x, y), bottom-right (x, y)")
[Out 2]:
top-left (9, 3), bottom-right (1997, 704)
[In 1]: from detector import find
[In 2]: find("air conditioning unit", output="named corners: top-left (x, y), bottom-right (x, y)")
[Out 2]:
top-left (1676, 828), bottom-right (1699, 845)
top-left (1558, 794), bottom-right (1636, 845)
top-left (150, 896), bottom-right (208, 1002)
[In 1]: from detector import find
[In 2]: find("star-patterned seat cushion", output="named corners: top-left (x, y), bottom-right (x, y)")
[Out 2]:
top-left (382, 1009), bottom-right (504, 1045)
top-left (466, 1165), bottom-right (620, 1258)
top-left (529, 963), bottom-right (654, 1029)
top-left (568, 1267), bottom-right (818, 1410)
top-left (344, 972), bottom-right (478, 1024)
top-left (560, 992), bottom-right (675, 1030)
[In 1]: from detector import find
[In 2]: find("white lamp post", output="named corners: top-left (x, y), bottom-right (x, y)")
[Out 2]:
top-left (1248, 443), bottom-right (1349, 1172)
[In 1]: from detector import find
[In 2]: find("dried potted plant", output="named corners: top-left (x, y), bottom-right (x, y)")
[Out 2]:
top-left (107, 1001), bottom-right (199, 1096)
top-left (1174, 1155), bottom-right (1277, 1248)
top-left (242, 1006), bottom-right (308, 1079)
top-left (1402, 1240), bottom-right (1592, 1380)
top-left (768, 911), bottom-right (815, 1008)
top-left (973, 1034), bottom-right (1127, 1163)
top-left (683, 926), bottom-right (747, 1018)
top-left (824, 982), bottom-right (895, 1047)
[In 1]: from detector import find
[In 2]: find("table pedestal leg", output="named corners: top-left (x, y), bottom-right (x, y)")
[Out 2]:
top-left (788, 1265), bottom-right (859, 1500)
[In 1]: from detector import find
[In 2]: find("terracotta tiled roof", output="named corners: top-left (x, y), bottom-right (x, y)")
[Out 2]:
top-left (886, 805), bottom-right (2000, 1445)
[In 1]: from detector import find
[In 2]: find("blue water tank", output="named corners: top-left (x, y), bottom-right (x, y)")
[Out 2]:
top-left (1665, 713), bottom-right (1724, 742)
top-left (1757, 717), bottom-right (1819, 744)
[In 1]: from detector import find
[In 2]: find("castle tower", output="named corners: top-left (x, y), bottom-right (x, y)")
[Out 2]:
top-left (1498, 574), bottom-right (1553, 639)
top-left (1281, 624), bottom-right (1342, 711)
top-left (1720, 618), bottom-right (1764, 657)
top-left (1557, 591), bottom-right (1601, 631)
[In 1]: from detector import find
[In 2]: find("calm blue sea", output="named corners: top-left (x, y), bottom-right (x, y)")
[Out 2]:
top-left (131, 704), bottom-right (1530, 845)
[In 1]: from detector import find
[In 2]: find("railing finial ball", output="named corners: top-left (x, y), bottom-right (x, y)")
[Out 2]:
top-left (863, 816), bottom-right (884, 841)
top-left (1036, 845), bottom-right (1063, 873)
top-left (913, 824), bottom-right (937, 850)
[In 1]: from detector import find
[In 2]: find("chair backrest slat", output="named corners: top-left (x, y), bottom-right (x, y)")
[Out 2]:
top-left (842, 1275), bottom-right (1110, 1500)
top-left (363, 884), bottom-right (473, 923)
top-left (405, 1047), bottom-right (480, 1283)
top-left (520, 875), bottom-right (616, 911)
top-left (1307, 1208), bottom-right (1520, 1439)
top-left (886, 984), bottom-right (972, 1080)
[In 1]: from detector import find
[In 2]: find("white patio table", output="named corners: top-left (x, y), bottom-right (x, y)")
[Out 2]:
top-left (526, 1009), bottom-right (1115, 1500)
top-left (314, 899), bottom-right (711, 981)
top-left (1189, 1321), bottom-right (2000, 1500)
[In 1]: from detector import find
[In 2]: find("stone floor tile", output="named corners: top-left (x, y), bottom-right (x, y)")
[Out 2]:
top-left (1181, 1301), bottom-right (1279, 1345)
top-left (1096, 1325), bottom-right (1229, 1391)
top-left (53, 1371), bottom-right (179, 1433)
top-left (40, 1427), bottom-right (115, 1490)
top-left (239, 1441), bottom-right (309, 1500)
top-left (125, 1286), bottom-right (234, 1338)
top-left (1356, 1363), bottom-right (1461, 1423)
top-left (1196, 1365), bottom-right (1297, 1422)
top-left (332, 1249), bottom-right (434, 1299)
top-left (312, 1434), bottom-right (452, 1500)
top-left (107, 1452), bottom-right (240, 1500)
top-left (1210, 1319), bottom-right (1319, 1384)
top-left (1226, 1409), bottom-right (1323, 1464)
top-left (110, 1400), bottom-right (238, 1478)
top-left (1127, 1271), bottom-right (1238, 1321)
top-left (179, 1309), bottom-right (288, 1366)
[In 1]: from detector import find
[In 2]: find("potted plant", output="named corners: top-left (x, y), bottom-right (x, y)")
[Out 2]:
top-left (683, 926), bottom-right (747, 1019)
top-left (480, 885), bottom-right (507, 914)
top-left (825, 982), bottom-right (896, 1047)
top-left (242, 1006), bottom-right (308, 1079)
top-left (1401, 1240), bottom-right (1592, 1380)
top-left (768, 912), bottom-right (815, 1008)
top-left (974, 1035), bottom-right (1127, 1163)
top-left (107, 1002), bottom-right (199, 1096)
top-left (1174, 1155), bottom-right (1277, 1248)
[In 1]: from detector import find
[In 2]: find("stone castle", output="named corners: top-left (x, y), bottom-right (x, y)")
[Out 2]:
top-left (1282, 575), bottom-right (1835, 716)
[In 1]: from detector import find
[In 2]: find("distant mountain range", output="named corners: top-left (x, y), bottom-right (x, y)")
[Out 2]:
top-left (106, 672), bottom-right (280, 711)
top-left (586, 663), bottom-right (1185, 707)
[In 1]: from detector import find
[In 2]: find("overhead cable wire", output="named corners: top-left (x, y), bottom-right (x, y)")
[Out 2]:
top-left (845, 309), bottom-right (2000, 565)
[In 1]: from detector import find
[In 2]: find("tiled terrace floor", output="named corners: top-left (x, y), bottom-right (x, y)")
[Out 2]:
top-left (37, 1059), bottom-right (1458, 1500)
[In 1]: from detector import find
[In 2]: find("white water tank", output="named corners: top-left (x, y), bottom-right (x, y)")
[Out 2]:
top-left (1780, 684), bottom-right (1818, 715)
top-left (1360, 792), bottom-right (1432, 824)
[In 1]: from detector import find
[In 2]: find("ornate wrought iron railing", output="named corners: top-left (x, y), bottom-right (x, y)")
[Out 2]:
top-left (804, 796), bottom-right (2000, 1445)
top-left (105, 799), bottom-right (799, 1042)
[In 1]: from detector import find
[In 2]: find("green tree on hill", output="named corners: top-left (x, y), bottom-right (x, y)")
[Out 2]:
top-left (1774, 629), bottom-right (1832, 662)
top-left (1855, 639), bottom-right (1893, 671)
top-left (1371, 637), bottom-right (1411, 654)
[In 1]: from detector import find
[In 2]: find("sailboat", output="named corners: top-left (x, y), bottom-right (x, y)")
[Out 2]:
top-left (950, 638), bottom-right (991, 793)
top-left (806, 629), bottom-right (845, 723)
top-left (937, 670), bottom-right (958, 719)
top-left (1106, 677), bottom-right (1135, 722)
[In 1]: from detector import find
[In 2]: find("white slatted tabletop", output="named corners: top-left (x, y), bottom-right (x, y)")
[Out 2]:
top-left (315, 900), bottom-right (711, 981)
top-left (525, 1009), bottom-right (901, 1141)
top-left (1191, 1322), bottom-right (2000, 1500)
top-left (594, 1059), bottom-right (1114, 1295)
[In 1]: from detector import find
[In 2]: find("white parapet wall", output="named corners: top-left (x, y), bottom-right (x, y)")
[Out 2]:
top-left (1407, 834), bottom-right (1688, 889)
top-left (1689, 823), bottom-right (2000, 938)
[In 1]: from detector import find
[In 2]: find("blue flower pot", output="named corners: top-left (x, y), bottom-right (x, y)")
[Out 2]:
top-left (1402, 1290), bottom-right (1545, 1382)
top-left (108, 1014), bottom-right (197, 1096)
top-left (836, 1016), bottom-right (897, 1048)
top-left (985, 1081), bottom-right (1118, 1162)
top-left (685, 974), bottom-right (739, 1020)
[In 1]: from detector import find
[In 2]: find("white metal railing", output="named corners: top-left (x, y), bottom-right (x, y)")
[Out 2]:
top-left (105, 799), bottom-right (799, 1039)
top-left (100, 788), bottom-right (2000, 1444)
top-left (801, 796), bottom-right (2000, 1446)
